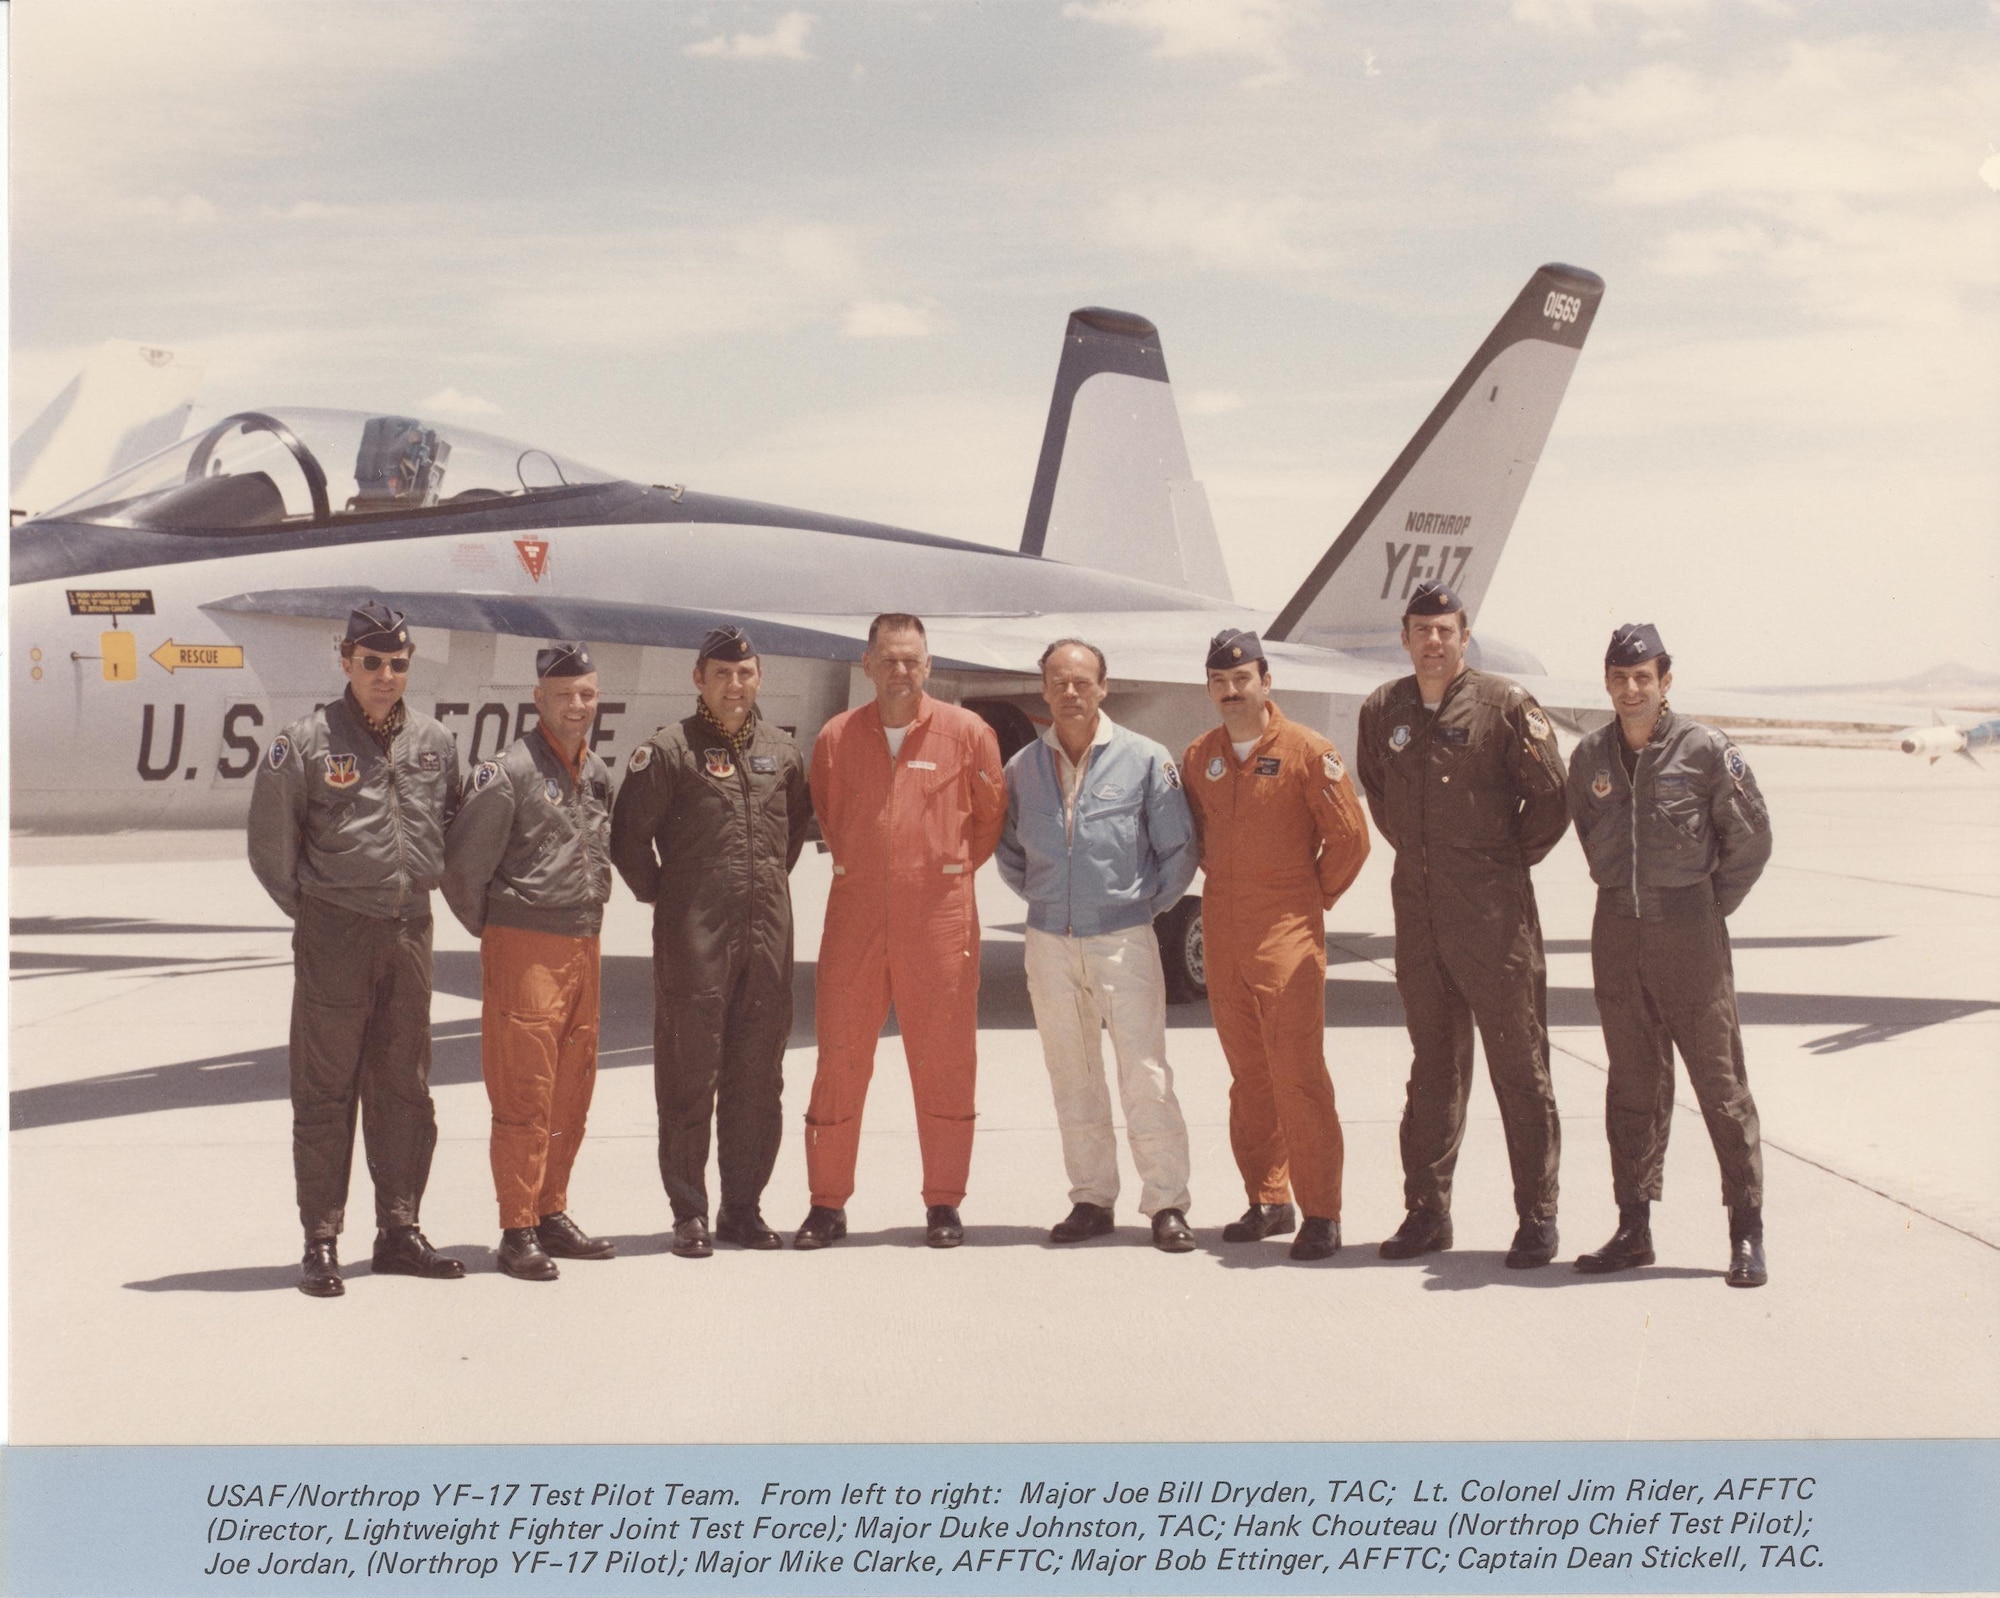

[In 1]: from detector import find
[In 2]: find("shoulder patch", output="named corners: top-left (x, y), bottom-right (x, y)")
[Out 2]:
top-left (626, 743), bottom-right (653, 773)
top-left (266, 734), bottom-right (291, 771)
top-left (1525, 706), bottom-right (1552, 741)
top-left (471, 760), bottom-right (501, 793)
top-left (1162, 759), bottom-right (1181, 790)
top-left (1725, 745), bottom-right (1747, 782)
top-left (1322, 748), bottom-right (1345, 784)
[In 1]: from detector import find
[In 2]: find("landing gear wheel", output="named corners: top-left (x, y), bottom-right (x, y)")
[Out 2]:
top-left (1155, 895), bottom-right (1206, 1003)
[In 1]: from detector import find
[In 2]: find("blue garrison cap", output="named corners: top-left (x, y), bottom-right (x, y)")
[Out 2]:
top-left (535, 642), bottom-right (594, 679)
top-left (344, 603), bottom-right (410, 651)
top-left (1403, 580), bottom-right (1464, 618)
top-left (1606, 623), bottom-right (1667, 668)
top-left (1205, 629), bottom-right (1266, 671)
top-left (697, 625), bottom-right (756, 664)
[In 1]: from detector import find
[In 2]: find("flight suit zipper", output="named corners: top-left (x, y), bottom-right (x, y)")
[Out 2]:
top-left (1627, 744), bottom-right (1649, 918)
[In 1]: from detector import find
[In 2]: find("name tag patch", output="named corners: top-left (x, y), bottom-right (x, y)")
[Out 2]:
top-left (749, 754), bottom-right (778, 774)
top-left (1439, 726), bottom-right (1470, 745)
top-left (1254, 756), bottom-right (1281, 777)
top-left (907, 759), bottom-right (938, 771)
top-left (1094, 784), bottom-right (1125, 800)
top-left (417, 750), bottom-right (442, 772)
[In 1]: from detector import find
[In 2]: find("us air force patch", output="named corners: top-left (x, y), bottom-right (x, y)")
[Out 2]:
top-left (1254, 756), bottom-right (1281, 777)
top-left (704, 748), bottom-right (736, 779)
top-left (471, 760), bottom-right (500, 793)
top-left (544, 778), bottom-right (563, 803)
top-left (1163, 760), bottom-right (1181, 790)
top-left (266, 734), bottom-right (291, 771)
top-left (1389, 725), bottom-right (1412, 752)
top-left (1526, 707), bottom-right (1552, 740)
top-left (322, 753), bottom-right (359, 790)
top-left (1591, 769), bottom-right (1612, 800)
top-left (750, 754), bottom-right (777, 775)
top-left (626, 743), bottom-right (653, 773)
top-left (1322, 749), bottom-right (1345, 784)
top-left (1206, 755), bottom-right (1226, 781)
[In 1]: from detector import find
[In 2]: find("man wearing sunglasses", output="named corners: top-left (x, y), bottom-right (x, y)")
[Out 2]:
top-left (249, 602), bottom-right (466, 1298)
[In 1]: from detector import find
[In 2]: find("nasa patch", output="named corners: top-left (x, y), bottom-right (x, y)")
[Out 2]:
top-left (544, 778), bottom-right (563, 803)
top-left (626, 743), bottom-right (653, 773)
top-left (322, 753), bottom-right (359, 790)
top-left (1389, 725), bottom-right (1412, 752)
top-left (1162, 760), bottom-right (1181, 790)
top-left (471, 760), bottom-right (500, 793)
top-left (1321, 749), bottom-right (1345, 784)
top-left (1206, 755), bottom-right (1227, 782)
top-left (1725, 746), bottom-right (1747, 782)
top-left (1591, 769), bottom-right (1612, 800)
top-left (1526, 707), bottom-right (1552, 741)
top-left (1254, 756), bottom-right (1281, 778)
top-left (266, 734), bottom-right (291, 772)
top-left (704, 748), bottom-right (736, 780)
top-left (749, 754), bottom-right (778, 775)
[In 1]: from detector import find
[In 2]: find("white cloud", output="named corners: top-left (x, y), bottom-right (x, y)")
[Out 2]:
top-left (491, 221), bottom-right (870, 348)
top-left (841, 300), bottom-right (941, 338)
top-left (1510, 0), bottom-right (1708, 31)
top-left (1099, 187), bottom-right (1332, 274)
top-left (419, 387), bottom-right (503, 417)
top-left (684, 11), bottom-right (814, 61)
top-left (1063, 0), bottom-right (1308, 80)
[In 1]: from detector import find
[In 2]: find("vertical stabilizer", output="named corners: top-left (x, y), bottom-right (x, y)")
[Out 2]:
top-left (1268, 264), bottom-right (1603, 649)
top-left (10, 340), bottom-right (207, 521)
top-left (1020, 307), bottom-right (1232, 600)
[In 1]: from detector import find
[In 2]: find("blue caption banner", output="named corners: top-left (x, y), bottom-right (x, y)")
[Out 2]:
top-left (4, 1440), bottom-right (1995, 1596)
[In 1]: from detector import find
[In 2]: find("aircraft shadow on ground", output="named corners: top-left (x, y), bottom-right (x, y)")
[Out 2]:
top-left (10, 935), bottom-right (1988, 1131)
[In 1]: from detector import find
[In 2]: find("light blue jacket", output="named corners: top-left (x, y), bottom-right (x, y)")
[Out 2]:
top-left (996, 717), bottom-right (1198, 937)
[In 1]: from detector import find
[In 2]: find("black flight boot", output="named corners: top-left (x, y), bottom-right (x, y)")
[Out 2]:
top-left (299, 1238), bottom-right (343, 1298)
top-left (498, 1227), bottom-right (559, 1281)
top-left (536, 1212), bottom-right (616, 1260)
top-left (792, 1206), bottom-right (847, 1251)
top-left (1504, 1214), bottom-right (1559, 1269)
top-left (670, 1215), bottom-right (714, 1259)
top-left (925, 1205), bottom-right (965, 1248)
top-left (1377, 1209), bottom-right (1453, 1259)
top-left (1150, 1209), bottom-right (1196, 1253)
top-left (1726, 1205), bottom-right (1768, 1288)
top-left (1575, 1202), bottom-right (1654, 1274)
top-left (372, 1225), bottom-right (467, 1279)
top-left (1050, 1202), bottom-right (1115, 1244)
top-left (1221, 1202), bottom-right (1297, 1243)
top-left (1289, 1217), bottom-right (1341, 1261)
top-left (714, 1205), bottom-right (782, 1250)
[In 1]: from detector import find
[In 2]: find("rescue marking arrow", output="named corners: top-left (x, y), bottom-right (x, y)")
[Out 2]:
top-left (149, 640), bottom-right (245, 673)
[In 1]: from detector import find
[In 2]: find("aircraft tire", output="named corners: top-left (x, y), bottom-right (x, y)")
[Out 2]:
top-left (1154, 895), bottom-right (1206, 1003)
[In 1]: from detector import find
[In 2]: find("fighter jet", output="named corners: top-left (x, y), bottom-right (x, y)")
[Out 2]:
top-left (13, 264), bottom-right (1610, 994)
top-left (1899, 713), bottom-right (2000, 765)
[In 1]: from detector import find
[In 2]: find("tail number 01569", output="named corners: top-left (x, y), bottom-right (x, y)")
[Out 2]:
top-left (1543, 291), bottom-right (1582, 324)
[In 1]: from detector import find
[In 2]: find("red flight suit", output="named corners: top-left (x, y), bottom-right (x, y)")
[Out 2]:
top-left (1183, 704), bottom-right (1370, 1220)
top-left (806, 695), bottom-right (1006, 1208)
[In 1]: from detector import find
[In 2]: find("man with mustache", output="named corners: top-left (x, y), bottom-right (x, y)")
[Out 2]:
top-left (1356, 581), bottom-right (1570, 1268)
top-left (1182, 629), bottom-right (1370, 1260)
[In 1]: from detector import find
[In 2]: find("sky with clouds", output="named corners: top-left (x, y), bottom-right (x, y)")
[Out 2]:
top-left (10, 0), bottom-right (1998, 686)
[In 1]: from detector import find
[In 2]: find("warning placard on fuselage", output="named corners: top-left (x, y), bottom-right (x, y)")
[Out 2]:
top-left (66, 589), bottom-right (155, 616)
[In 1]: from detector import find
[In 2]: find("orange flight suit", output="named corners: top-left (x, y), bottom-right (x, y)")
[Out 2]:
top-left (1183, 704), bottom-right (1370, 1220)
top-left (806, 695), bottom-right (1006, 1208)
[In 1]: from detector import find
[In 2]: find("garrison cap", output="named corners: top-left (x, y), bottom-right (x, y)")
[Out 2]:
top-left (1205, 629), bottom-right (1266, 671)
top-left (1606, 622), bottom-right (1667, 668)
top-left (535, 642), bottom-right (594, 679)
top-left (697, 625), bottom-right (756, 664)
top-left (345, 602), bottom-right (410, 652)
top-left (1403, 580), bottom-right (1464, 618)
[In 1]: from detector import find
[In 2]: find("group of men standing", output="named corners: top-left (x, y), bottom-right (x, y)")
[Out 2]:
top-left (248, 585), bottom-right (1771, 1297)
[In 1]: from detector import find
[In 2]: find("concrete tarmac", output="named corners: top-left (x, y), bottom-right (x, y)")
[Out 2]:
top-left (8, 745), bottom-right (1997, 1444)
